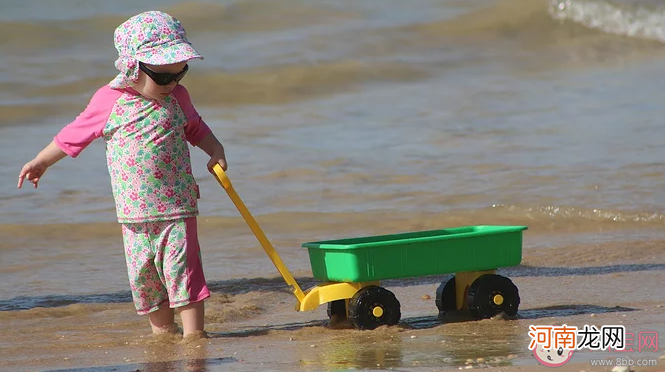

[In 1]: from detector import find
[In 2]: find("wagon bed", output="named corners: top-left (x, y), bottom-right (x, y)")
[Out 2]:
top-left (302, 225), bottom-right (527, 282)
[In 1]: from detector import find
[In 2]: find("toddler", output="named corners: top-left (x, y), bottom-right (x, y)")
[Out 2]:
top-left (17, 11), bottom-right (227, 339)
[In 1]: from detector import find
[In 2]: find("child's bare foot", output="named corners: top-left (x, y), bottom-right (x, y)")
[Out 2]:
top-left (145, 324), bottom-right (181, 344)
top-left (153, 323), bottom-right (180, 335)
top-left (181, 330), bottom-right (208, 343)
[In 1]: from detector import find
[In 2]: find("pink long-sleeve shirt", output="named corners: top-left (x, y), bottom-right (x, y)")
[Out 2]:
top-left (54, 85), bottom-right (212, 223)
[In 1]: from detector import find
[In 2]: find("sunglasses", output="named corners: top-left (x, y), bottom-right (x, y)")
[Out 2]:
top-left (139, 62), bottom-right (189, 85)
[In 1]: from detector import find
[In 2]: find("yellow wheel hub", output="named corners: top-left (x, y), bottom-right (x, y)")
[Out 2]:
top-left (492, 294), bottom-right (504, 306)
top-left (372, 306), bottom-right (384, 318)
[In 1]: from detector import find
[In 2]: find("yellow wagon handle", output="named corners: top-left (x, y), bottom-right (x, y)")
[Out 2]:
top-left (211, 164), bottom-right (306, 303)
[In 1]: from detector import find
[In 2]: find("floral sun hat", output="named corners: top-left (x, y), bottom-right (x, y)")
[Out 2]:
top-left (109, 11), bottom-right (203, 89)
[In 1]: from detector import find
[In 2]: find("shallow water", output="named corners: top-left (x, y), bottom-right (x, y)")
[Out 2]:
top-left (2, 0), bottom-right (665, 370)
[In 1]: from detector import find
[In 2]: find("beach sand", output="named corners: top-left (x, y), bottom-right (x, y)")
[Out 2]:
top-left (5, 236), bottom-right (665, 372)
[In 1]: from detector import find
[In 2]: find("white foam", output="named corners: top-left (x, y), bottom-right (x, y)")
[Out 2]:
top-left (549, 0), bottom-right (665, 43)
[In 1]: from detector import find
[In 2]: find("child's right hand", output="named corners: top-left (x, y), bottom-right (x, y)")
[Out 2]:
top-left (17, 141), bottom-right (68, 189)
top-left (18, 159), bottom-right (49, 189)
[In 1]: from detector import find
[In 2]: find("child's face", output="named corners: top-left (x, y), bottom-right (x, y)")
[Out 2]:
top-left (133, 61), bottom-right (188, 101)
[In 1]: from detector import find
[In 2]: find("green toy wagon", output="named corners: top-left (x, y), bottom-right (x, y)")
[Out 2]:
top-left (213, 165), bottom-right (527, 330)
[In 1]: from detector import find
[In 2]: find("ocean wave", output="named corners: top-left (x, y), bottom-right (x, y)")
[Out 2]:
top-left (0, 59), bottom-right (432, 126)
top-left (4, 0), bottom-right (665, 128)
top-left (2, 205), bottom-right (664, 241)
top-left (0, 0), bottom-right (360, 50)
top-left (4, 0), bottom-right (665, 55)
top-left (490, 203), bottom-right (665, 223)
top-left (549, 0), bottom-right (665, 42)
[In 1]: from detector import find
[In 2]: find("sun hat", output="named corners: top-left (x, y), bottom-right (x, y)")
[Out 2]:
top-left (109, 11), bottom-right (203, 89)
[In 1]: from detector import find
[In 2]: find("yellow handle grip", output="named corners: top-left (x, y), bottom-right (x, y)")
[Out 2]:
top-left (212, 164), bottom-right (232, 190)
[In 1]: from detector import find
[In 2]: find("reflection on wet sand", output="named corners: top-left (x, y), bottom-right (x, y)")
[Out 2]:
top-left (296, 319), bottom-right (527, 370)
top-left (47, 358), bottom-right (237, 372)
top-left (312, 332), bottom-right (404, 370)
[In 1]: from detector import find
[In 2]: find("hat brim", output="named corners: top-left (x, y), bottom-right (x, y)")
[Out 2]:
top-left (135, 41), bottom-right (203, 65)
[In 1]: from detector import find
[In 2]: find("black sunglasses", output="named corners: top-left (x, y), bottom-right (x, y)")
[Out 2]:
top-left (139, 62), bottom-right (189, 85)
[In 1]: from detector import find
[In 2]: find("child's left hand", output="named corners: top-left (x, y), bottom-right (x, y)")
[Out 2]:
top-left (207, 149), bottom-right (227, 173)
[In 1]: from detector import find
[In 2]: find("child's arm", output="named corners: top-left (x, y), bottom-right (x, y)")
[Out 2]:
top-left (18, 141), bottom-right (68, 189)
top-left (17, 86), bottom-right (119, 189)
top-left (196, 132), bottom-right (228, 173)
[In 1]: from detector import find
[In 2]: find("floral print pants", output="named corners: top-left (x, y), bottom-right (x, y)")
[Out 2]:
top-left (121, 217), bottom-right (210, 314)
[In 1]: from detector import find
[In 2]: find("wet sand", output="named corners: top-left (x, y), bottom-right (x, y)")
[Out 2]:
top-left (4, 236), bottom-right (665, 372)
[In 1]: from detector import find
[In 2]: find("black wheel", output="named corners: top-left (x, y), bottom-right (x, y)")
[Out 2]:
top-left (435, 276), bottom-right (457, 313)
top-left (327, 299), bottom-right (348, 320)
top-left (348, 286), bottom-right (401, 330)
top-left (467, 274), bottom-right (519, 319)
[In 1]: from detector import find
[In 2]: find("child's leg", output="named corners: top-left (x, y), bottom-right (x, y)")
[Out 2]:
top-left (149, 305), bottom-right (176, 334)
top-left (178, 301), bottom-right (205, 336)
top-left (157, 217), bottom-right (210, 337)
top-left (121, 222), bottom-right (177, 334)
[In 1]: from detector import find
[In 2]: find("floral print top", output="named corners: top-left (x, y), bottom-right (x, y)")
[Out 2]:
top-left (54, 85), bottom-right (211, 223)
